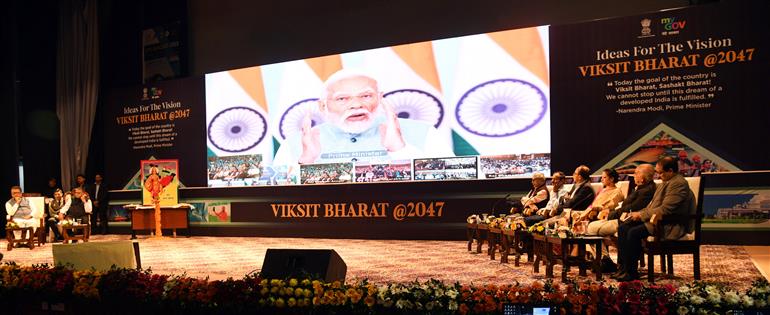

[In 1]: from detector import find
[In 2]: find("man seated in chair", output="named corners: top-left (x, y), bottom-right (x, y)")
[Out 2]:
top-left (615, 156), bottom-right (695, 281)
top-left (608, 164), bottom-right (657, 222)
top-left (5, 186), bottom-right (39, 244)
top-left (538, 165), bottom-right (596, 227)
top-left (522, 171), bottom-right (568, 227)
top-left (58, 187), bottom-right (92, 234)
top-left (560, 165), bottom-right (596, 213)
top-left (45, 189), bottom-right (67, 242)
top-left (507, 172), bottom-right (549, 216)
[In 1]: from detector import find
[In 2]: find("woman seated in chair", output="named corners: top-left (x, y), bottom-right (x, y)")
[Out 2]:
top-left (45, 189), bottom-right (66, 242)
top-left (543, 169), bottom-right (624, 230)
top-left (574, 168), bottom-right (625, 224)
top-left (571, 168), bottom-right (625, 259)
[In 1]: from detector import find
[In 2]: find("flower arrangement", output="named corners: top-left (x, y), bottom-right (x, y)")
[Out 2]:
top-left (494, 215), bottom-right (526, 231)
top-left (73, 270), bottom-right (101, 299)
top-left (0, 263), bottom-right (767, 314)
top-left (58, 219), bottom-right (74, 228)
top-left (747, 278), bottom-right (770, 308)
top-left (673, 278), bottom-right (770, 314)
top-left (528, 222), bottom-right (546, 235)
top-left (514, 218), bottom-right (528, 231)
top-left (527, 222), bottom-right (575, 239)
top-left (488, 217), bottom-right (504, 229)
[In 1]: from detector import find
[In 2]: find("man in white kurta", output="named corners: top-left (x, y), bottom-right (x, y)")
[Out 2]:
top-left (273, 70), bottom-right (452, 166)
top-left (6, 186), bottom-right (38, 240)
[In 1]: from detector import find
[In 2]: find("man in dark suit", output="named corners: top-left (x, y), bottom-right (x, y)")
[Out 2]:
top-left (87, 173), bottom-right (109, 234)
top-left (604, 163), bottom-right (656, 273)
top-left (615, 156), bottom-right (696, 281)
top-left (609, 164), bottom-right (657, 220)
top-left (560, 165), bottom-right (596, 212)
top-left (538, 165), bottom-right (595, 226)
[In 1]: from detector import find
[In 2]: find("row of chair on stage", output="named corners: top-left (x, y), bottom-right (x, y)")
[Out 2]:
top-left (466, 161), bottom-right (703, 284)
top-left (5, 191), bottom-right (92, 251)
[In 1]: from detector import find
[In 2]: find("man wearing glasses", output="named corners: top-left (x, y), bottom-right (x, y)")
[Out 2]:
top-left (273, 69), bottom-right (452, 165)
top-left (522, 171), bottom-right (568, 226)
top-left (536, 165), bottom-right (596, 226)
top-left (615, 156), bottom-right (696, 281)
top-left (505, 172), bottom-right (549, 216)
top-left (5, 186), bottom-right (39, 241)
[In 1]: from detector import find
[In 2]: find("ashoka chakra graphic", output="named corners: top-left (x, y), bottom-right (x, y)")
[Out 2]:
top-left (455, 79), bottom-right (547, 137)
top-left (208, 106), bottom-right (267, 152)
top-left (383, 89), bottom-right (443, 128)
top-left (279, 98), bottom-right (325, 140)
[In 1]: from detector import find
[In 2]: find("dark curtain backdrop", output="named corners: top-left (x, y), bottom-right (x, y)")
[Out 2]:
top-left (57, 0), bottom-right (100, 191)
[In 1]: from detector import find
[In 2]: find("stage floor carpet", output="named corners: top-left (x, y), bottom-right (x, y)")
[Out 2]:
top-left (1, 235), bottom-right (765, 290)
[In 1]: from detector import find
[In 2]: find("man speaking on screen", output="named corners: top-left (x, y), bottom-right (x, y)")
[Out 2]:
top-left (273, 69), bottom-right (453, 165)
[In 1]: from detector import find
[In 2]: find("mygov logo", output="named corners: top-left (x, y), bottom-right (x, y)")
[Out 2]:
top-left (661, 17), bottom-right (686, 31)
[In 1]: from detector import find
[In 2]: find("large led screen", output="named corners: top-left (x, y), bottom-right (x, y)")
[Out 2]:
top-left (205, 26), bottom-right (550, 187)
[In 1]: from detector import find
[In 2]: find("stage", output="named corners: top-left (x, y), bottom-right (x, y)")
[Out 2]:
top-left (1, 235), bottom-right (766, 290)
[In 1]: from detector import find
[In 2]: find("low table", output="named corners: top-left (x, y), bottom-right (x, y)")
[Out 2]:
top-left (532, 234), bottom-right (604, 282)
top-left (466, 223), bottom-right (478, 252)
top-left (5, 227), bottom-right (35, 250)
top-left (501, 229), bottom-right (534, 266)
top-left (469, 223), bottom-right (488, 254)
top-left (61, 224), bottom-right (90, 244)
top-left (487, 227), bottom-right (503, 261)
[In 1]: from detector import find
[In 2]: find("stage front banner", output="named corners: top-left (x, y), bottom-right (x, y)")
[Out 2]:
top-left (108, 173), bottom-right (769, 243)
top-left (108, 178), bottom-right (533, 240)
